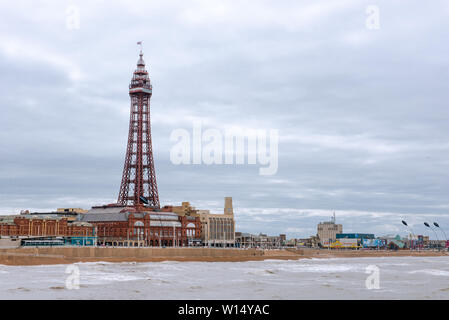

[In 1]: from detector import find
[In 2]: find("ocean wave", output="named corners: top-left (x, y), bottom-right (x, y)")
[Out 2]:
top-left (81, 273), bottom-right (143, 284)
top-left (1, 257), bottom-right (449, 299)
top-left (408, 269), bottom-right (449, 276)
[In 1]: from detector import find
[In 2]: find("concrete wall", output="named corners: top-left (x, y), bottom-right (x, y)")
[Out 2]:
top-left (0, 238), bottom-right (21, 249)
top-left (0, 247), bottom-right (266, 265)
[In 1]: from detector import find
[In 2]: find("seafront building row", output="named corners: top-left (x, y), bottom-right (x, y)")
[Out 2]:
top-left (0, 197), bottom-right (285, 249)
top-left (316, 215), bottom-right (449, 250)
top-left (0, 198), bottom-right (237, 248)
top-left (1, 202), bottom-right (447, 249)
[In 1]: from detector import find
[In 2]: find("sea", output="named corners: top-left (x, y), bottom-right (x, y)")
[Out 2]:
top-left (0, 256), bottom-right (448, 299)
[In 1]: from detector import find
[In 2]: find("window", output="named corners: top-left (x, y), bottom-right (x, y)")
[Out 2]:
top-left (134, 221), bottom-right (144, 236)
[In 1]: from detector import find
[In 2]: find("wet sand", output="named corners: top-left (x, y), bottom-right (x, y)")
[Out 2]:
top-left (0, 247), bottom-right (447, 266)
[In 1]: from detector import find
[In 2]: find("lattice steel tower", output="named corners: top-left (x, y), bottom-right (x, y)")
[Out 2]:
top-left (118, 50), bottom-right (160, 208)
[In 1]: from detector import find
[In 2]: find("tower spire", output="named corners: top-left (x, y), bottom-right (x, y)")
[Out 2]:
top-left (118, 48), bottom-right (160, 208)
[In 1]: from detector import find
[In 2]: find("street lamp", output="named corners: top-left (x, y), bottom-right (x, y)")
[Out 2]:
top-left (424, 222), bottom-right (440, 250)
top-left (401, 220), bottom-right (416, 250)
top-left (433, 222), bottom-right (447, 241)
top-left (433, 222), bottom-right (448, 251)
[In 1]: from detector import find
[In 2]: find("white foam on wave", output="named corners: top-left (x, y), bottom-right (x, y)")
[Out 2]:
top-left (408, 269), bottom-right (449, 277)
top-left (80, 272), bottom-right (143, 284)
top-left (283, 264), bottom-right (357, 273)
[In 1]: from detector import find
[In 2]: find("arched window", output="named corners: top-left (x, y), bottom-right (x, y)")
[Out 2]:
top-left (186, 223), bottom-right (195, 238)
top-left (134, 221), bottom-right (144, 236)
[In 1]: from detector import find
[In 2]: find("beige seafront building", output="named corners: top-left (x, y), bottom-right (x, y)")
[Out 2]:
top-left (317, 213), bottom-right (342, 247)
top-left (172, 197), bottom-right (236, 247)
top-left (199, 197), bottom-right (235, 247)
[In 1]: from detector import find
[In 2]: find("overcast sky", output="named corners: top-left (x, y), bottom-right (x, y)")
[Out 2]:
top-left (1, 0), bottom-right (449, 239)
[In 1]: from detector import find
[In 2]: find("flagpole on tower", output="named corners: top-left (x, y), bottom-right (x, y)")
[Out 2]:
top-left (137, 41), bottom-right (143, 52)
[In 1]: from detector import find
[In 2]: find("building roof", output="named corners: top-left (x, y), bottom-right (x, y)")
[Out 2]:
top-left (79, 212), bottom-right (129, 222)
top-left (236, 233), bottom-right (252, 237)
top-left (27, 211), bottom-right (78, 216)
top-left (79, 211), bottom-right (183, 223)
top-left (87, 206), bottom-right (132, 214)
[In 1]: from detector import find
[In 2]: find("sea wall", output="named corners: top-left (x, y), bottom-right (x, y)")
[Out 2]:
top-left (2, 246), bottom-right (443, 266)
top-left (0, 247), bottom-right (271, 265)
top-left (0, 239), bottom-right (21, 249)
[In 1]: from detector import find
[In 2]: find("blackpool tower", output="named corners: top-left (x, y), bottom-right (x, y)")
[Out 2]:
top-left (117, 49), bottom-right (160, 208)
